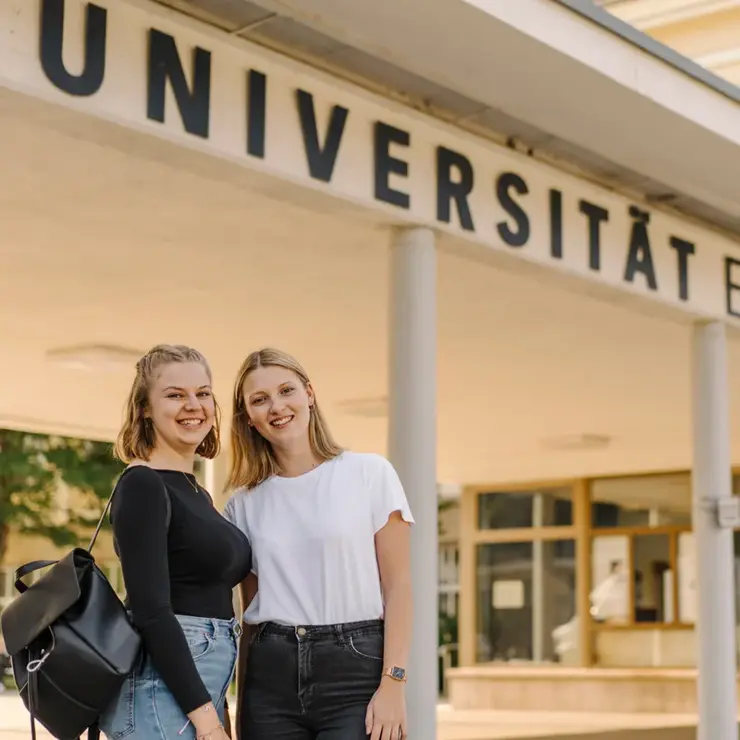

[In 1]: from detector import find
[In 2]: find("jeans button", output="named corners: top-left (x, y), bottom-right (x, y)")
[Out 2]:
top-left (296, 627), bottom-right (307, 637)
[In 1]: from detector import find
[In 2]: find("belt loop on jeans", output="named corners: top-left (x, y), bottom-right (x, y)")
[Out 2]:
top-left (334, 623), bottom-right (345, 645)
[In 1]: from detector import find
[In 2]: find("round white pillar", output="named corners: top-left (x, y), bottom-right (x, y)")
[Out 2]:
top-left (692, 320), bottom-right (737, 740)
top-left (387, 226), bottom-right (438, 740)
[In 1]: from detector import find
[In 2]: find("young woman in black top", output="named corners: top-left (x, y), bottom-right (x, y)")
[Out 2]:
top-left (99, 345), bottom-right (252, 740)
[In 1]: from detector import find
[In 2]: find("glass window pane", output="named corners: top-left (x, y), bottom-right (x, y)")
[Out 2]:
top-left (476, 540), bottom-right (576, 664)
top-left (633, 534), bottom-right (672, 623)
top-left (590, 535), bottom-right (630, 624)
top-left (439, 544), bottom-right (459, 585)
top-left (590, 474), bottom-right (691, 528)
top-left (478, 488), bottom-right (572, 530)
top-left (590, 534), bottom-right (674, 624)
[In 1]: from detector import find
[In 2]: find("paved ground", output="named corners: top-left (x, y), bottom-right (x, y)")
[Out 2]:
top-left (0, 693), bottom-right (711, 740)
top-left (435, 705), bottom-right (701, 740)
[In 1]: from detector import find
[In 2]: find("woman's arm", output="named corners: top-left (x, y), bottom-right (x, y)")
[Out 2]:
top-left (234, 573), bottom-right (258, 740)
top-left (376, 511), bottom-right (413, 680)
top-left (366, 511), bottom-right (413, 739)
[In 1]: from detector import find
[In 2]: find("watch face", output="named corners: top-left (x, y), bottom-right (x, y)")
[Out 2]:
top-left (390, 666), bottom-right (406, 681)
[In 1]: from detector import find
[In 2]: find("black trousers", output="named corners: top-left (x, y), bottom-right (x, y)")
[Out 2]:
top-left (241, 619), bottom-right (384, 740)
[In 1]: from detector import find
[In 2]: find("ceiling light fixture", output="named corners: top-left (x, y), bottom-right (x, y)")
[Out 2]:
top-left (46, 343), bottom-right (144, 373)
top-left (540, 433), bottom-right (612, 452)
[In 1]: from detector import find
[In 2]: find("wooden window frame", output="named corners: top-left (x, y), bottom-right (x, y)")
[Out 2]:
top-left (589, 526), bottom-right (692, 631)
top-left (459, 469), bottom-right (738, 668)
top-left (459, 479), bottom-right (579, 666)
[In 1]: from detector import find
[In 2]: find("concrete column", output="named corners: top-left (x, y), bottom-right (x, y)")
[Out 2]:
top-left (387, 226), bottom-right (438, 740)
top-left (691, 321), bottom-right (737, 740)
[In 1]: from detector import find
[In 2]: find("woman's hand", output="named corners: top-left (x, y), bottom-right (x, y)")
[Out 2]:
top-left (195, 729), bottom-right (230, 740)
top-left (188, 702), bottom-right (227, 740)
top-left (365, 678), bottom-right (407, 740)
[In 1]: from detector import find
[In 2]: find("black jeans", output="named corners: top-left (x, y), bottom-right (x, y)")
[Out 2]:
top-left (241, 619), bottom-right (384, 740)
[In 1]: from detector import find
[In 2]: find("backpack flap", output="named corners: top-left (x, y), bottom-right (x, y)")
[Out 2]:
top-left (1, 549), bottom-right (93, 656)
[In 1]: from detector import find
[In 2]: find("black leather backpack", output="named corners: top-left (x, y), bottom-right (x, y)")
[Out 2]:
top-left (0, 469), bottom-right (159, 740)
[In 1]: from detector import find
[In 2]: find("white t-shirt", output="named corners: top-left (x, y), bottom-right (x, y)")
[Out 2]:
top-left (222, 451), bottom-right (414, 626)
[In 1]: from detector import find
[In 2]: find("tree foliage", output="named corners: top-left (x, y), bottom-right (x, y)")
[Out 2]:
top-left (0, 428), bottom-right (124, 563)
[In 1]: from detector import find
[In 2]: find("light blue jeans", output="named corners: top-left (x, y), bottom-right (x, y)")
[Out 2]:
top-left (99, 615), bottom-right (239, 740)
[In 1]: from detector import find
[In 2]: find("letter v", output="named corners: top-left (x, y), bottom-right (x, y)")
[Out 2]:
top-left (295, 89), bottom-right (349, 183)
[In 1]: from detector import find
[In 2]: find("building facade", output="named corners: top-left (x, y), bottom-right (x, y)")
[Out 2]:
top-left (2, 1), bottom-right (740, 737)
top-left (449, 0), bottom-right (740, 680)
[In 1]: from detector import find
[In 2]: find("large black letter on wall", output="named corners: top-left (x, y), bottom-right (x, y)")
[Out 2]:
top-left (295, 90), bottom-right (348, 183)
top-left (246, 69), bottom-right (267, 158)
top-left (496, 172), bottom-right (529, 248)
top-left (40, 0), bottom-right (107, 97)
top-left (549, 189), bottom-right (563, 259)
top-left (148, 29), bottom-right (211, 138)
top-left (436, 146), bottom-right (475, 231)
top-left (725, 257), bottom-right (740, 319)
top-left (669, 236), bottom-right (695, 302)
top-left (374, 122), bottom-right (410, 209)
top-left (624, 206), bottom-right (658, 291)
top-left (579, 200), bottom-right (609, 271)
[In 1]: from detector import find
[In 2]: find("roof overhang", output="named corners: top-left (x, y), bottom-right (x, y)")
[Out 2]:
top-left (4, 0), bottom-right (740, 478)
top-left (181, 0), bottom-right (740, 236)
top-left (595, 0), bottom-right (740, 30)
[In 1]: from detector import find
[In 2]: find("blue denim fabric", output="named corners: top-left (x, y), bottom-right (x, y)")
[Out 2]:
top-left (100, 615), bottom-right (239, 740)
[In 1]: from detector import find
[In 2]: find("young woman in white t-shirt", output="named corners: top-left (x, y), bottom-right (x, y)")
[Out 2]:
top-left (222, 347), bottom-right (413, 740)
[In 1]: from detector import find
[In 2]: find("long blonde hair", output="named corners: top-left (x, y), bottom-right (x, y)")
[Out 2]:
top-left (115, 344), bottom-right (221, 463)
top-left (228, 348), bottom-right (342, 490)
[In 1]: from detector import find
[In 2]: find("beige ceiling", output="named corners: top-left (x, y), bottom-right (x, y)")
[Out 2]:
top-left (3, 88), bottom-right (740, 488)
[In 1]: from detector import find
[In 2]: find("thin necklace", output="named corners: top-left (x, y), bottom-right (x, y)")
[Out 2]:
top-left (181, 471), bottom-right (200, 493)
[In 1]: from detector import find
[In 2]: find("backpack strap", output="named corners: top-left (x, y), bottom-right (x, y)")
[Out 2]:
top-left (86, 468), bottom-right (129, 554)
top-left (28, 667), bottom-right (39, 740)
top-left (86, 467), bottom-right (172, 554)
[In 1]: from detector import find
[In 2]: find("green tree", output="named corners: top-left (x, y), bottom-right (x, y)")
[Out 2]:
top-left (0, 428), bottom-right (124, 564)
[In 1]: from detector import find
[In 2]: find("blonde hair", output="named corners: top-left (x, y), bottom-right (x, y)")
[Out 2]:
top-left (228, 348), bottom-right (342, 490)
top-left (115, 344), bottom-right (221, 463)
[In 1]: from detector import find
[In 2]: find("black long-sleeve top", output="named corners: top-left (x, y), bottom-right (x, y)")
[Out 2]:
top-left (110, 466), bottom-right (252, 714)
